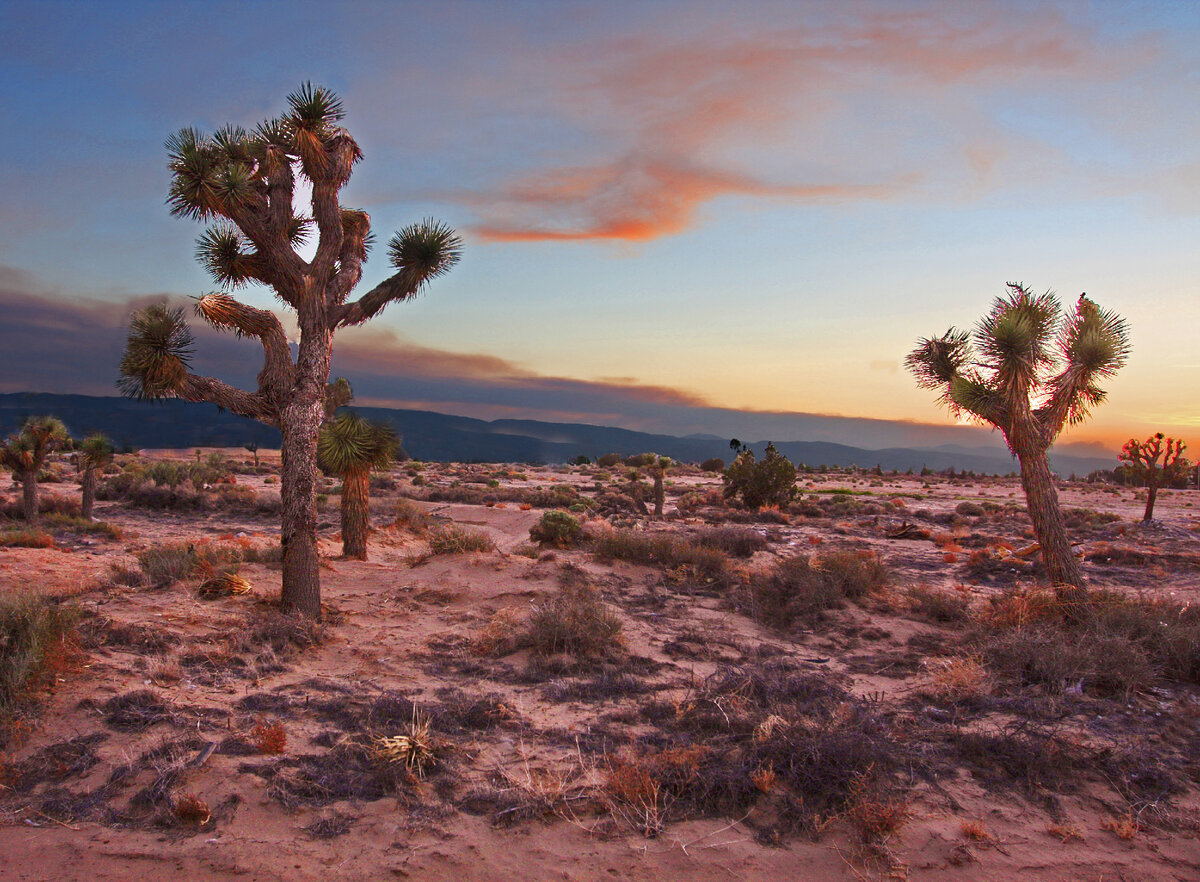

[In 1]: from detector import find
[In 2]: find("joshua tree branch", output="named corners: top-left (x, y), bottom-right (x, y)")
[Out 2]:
top-left (333, 269), bottom-right (421, 328)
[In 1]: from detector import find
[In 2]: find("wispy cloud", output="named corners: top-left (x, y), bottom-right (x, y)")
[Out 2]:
top-left (464, 5), bottom-right (1142, 243)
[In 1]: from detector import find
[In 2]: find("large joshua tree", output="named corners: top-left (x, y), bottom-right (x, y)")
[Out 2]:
top-left (0, 416), bottom-right (70, 523)
top-left (906, 283), bottom-right (1130, 604)
top-left (119, 84), bottom-right (462, 618)
top-left (317, 412), bottom-right (398, 560)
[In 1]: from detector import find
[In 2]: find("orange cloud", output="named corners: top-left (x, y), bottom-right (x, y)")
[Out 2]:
top-left (465, 6), bottom-right (1148, 243)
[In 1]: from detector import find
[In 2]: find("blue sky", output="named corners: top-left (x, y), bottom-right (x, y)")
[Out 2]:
top-left (2, 0), bottom-right (1197, 449)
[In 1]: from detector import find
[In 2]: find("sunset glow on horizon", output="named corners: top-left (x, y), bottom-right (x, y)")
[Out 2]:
top-left (1, 0), bottom-right (1197, 452)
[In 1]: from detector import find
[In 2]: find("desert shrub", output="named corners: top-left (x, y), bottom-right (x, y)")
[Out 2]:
top-left (0, 495), bottom-right (81, 519)
top-left (428, 523), bottom-right (496, 555)
top-left (690, 526), bottom-right (768, 558)
top-left (135, 539), bottom-right (267, 586)
top-left (526, 578), bottom-right (622, 658)
top-left (1064, 508), bottom-right (1122, 529)
top-left (144, 461), bottom-right (190, 488)
top-left (529, 510), bottom-right (583, 548)
top-left (974, 588), bottom-right (1200, 695)
top-left (906, 584), bottom-right (971, 624)
top-left (722, 443), bottom-right (796, 510)
top-left (0, 528), bottom-right (56, 548)
top-left (624, 453), bottom-right (658, 468)
top-left (596, 453), bottom-right (623, 468)
top-left (0, 593), bottom-right (79, 719)
top-left (391, 497), bottom-right (432, 535)
top-left (740, 550), bottom-right (889, 627)
top-left (955, 501), bottom-right (986, 517)
top-left (700, 457), bottom-right (725, 473)
top-left (591, 529), bottom-right (729, 585)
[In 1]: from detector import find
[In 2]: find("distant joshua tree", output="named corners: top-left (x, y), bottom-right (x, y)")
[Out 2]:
top-left (118, 84), bottom-right (461, 618)
top-left (649, 455), bottom-right (673, 517)
top-left (907, 283), bottom-right (1130, 605)
top-left (1119, 433), bottom-right (1189, 522)
top-left (318, 412), bottom-right (398, 560)
top-left (77, 433), bottom-right (115, 520)
top-left (244, 440), bottom-right (260, 468)
top-left (0, 416), bottom-right (70, 523)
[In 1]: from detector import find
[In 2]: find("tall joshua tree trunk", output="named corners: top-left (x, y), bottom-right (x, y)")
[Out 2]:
top-left (81, 468), bottom-right (98, 521)
top-left (1015, 447), bottom-right (1085, 600)
top-left (280, 396), bottom-right (325, 616)
top-left (340, 467), bottom-right (371, 560)
top-left (22, 473), bottom-right (39, 524)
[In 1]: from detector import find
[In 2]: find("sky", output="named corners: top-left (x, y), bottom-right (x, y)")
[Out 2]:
top-left (1, 0), bottom-right (1197, 453)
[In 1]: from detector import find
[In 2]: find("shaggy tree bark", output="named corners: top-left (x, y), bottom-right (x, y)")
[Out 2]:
top-left (81, 468), bottom-right (98, 521)
top-left (340, 467), bottom-right (371, 560)
top-left (21, 474), bottom-right (38, 524)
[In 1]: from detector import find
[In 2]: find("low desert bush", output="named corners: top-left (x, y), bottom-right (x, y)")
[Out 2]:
top-left (591, 529), bottom-right (729, 585)
top-left (690, 525), bottom-right (768, 558)
top-left (722, 443), bottom-right (797, 510)
top-left (529, 510), bottom-right (583, 548)
top-left (0, 593), bottom-right (79, 720)
top-left (905, 584), bottom-right (971, 624)
top-left (740, 550), bottom-right (889, 627)
top-left (974, 588), bottom-right (1200, 696)
top-left (0, 528), bottom-right (56, 548)
top-left (700, 457), bottom-right (725, 473)
top-left (391, 497), bottom-right (433, 535)
top-left (526, 576), bottom-right (622, 658)
top-left (428, 523), bottom-right (496, 555)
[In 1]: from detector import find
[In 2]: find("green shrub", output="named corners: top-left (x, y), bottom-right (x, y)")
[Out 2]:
top-left (0, 529), bottom-right (56, 548)
top-left (596, 453), bottom-right (623, 468)
top-left (722, 443), bottom-right (797, 510)
top-left (530, 511), bottom-right (583, 548)
top-left (954, 501), bottom-right (986, 517)
top-left (700, 457), bottom-right (725, 473)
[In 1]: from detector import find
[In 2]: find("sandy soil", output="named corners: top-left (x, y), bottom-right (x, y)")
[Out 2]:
top-left (2, 455), bottom-right (1199, 880)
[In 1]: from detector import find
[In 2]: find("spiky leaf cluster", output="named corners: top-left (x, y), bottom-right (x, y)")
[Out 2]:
top-left (906, 283), bottom-right (1130, 449)
top-left (118, 304), bottom-right (195, 400)
top-left (317, 412), bottom-right (399, 477)
top-left (0, 416), bottom-right (70, 476)
top-left (77, 433), bottom-right (115, 471)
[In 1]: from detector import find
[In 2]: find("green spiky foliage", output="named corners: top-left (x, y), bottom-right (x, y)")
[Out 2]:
top-left (0, 416), bottom-right (70, 523)
top-left (119, 84), bottom-right (461, 617)
top-left (907, 283), bottom-right (1130, 604)
top-left (76, 433), bottom-right (115, 521)
top-left (317, 412), bottom-right (398, 560)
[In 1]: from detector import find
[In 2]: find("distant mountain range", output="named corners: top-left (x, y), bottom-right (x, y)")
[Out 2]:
top-left (0, 392), bottom-right (1119, 476)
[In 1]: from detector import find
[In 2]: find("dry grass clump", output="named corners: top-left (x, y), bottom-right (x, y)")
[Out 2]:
top-left (689, 525), bottom-right (769, 558)
top-left (391, 497), bottom-right (433, 535)
top-left (925, 655), bottom-right (991, 703)
top-left (973, 588), bottom-right (1200, 697)
top-left (527, 577), bottom-right (623, 658)
top-left (591, 529), bottom-right (730, 586)
top-left (905, 584), bottom-right (971, 623)
top-left (133, 538), bottom-right (278, 587)
top-left (740, 550), bottom-right (889, 627)
top-left (0, 528), bottom-right (56, 548)
top-left (196, 571), bottom-right (253, 599)
top-left (427, 523), bottom-right (496, 555)
top-left (470, 608), bottom-right (525, 656)
top-left (0, 593), bottom-right (80, 727)
top-left (371, 711), bottom-right (436, 777)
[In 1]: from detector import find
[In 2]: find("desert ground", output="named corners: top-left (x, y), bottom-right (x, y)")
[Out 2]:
top-left (2, 449), bottom-right (1199, 881)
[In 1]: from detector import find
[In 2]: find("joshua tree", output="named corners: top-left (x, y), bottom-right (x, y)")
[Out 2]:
top-left (244, 440), bottom-right (260, 468)
top-left (907, 284), bottom-right (1130, 604)
top-left (118, 85), bottom-right (460, 617)
top-left (77, 433), bottom-right (115, 521)
top-left (649, 455), bottom-right (672, 517)
top-left (1119, 433), bottom-right (1189, 522)
top-left (0, 416), bottom-right (70, 523)
top-left (317, 412), bottom-right (398, 560)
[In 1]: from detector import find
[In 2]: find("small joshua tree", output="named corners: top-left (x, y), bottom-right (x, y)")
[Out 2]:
top-left (118, 85), bottom-right (461, 617)
top-left (244, 440), bottom-right (260, 468)
top-left (907, 284), bottom-right (1130, 604)
top-left (317, 412), bottom-right (398, 560)
top-left (723, 442), bottom-right (797, 510)
top-left (77, 433), bottom-right (115, 521)
top-left (1119, 433), bottom-right (1189, 522)
top-left (649, 455), bottom-right (672, 517)
top-left (0, 416), bottom-right (70, 523)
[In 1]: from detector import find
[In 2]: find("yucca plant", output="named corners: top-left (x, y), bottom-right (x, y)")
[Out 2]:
top-left (318, 412), bottom-right (398, 560)
top-left (907, 284), bottom-right (1130, 605)
top-left (0, 416), bottom-right (70, 523)
top-left (76, 433), bottom-right (115, 520)
top-left (118, 84), bottom-right (461, 617)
